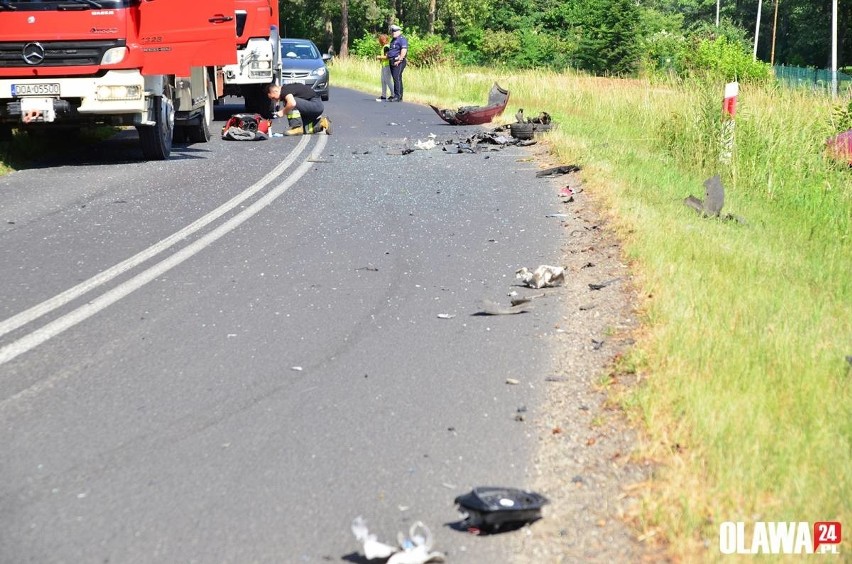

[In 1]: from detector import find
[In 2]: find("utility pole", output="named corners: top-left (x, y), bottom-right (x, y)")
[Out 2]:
top-left (716, 0), bottom-right (721, 27)
top-left (753, 0), bottom-right (763, 60)
top-left (770, 0), bottom-right (779, 65)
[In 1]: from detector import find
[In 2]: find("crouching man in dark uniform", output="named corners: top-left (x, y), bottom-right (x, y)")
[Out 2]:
top-left (265, 83), bottom-right (332, 135)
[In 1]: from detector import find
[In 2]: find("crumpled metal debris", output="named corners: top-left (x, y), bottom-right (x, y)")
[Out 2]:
top-left (536, 165), bottom-right (581, 178)
top-left (394, 130), bottom-right (535, 156)
top-left (515, 265), bottom-right (565, 289)
top-left (684, 175), bottom-right (746, 223)
top-left (515, 109), bottom-right (552, 125)
top-left (588, 277), bottom-right (621, 291)
top-left (440, 131), bottom-right (532, 154)
top-left (352, 517), bottom-right (446, 564)
top-left (684, 174), bottom-right (725, 217)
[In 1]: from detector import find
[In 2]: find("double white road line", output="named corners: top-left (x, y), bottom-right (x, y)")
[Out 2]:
top-left (0, 135), bottom-right (327, 366)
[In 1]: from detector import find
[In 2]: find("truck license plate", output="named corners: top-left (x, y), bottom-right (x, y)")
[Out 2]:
top-left (12, 83), bottom-right (60, 96)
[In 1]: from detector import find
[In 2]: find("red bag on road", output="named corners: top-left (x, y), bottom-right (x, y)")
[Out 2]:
top-left (222, 113), bottom-right (270, 141)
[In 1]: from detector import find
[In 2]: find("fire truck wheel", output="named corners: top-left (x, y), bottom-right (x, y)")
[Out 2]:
top-left (137, 95), bottom-right (174, 160)
top-left (186, 81), bottom-right (214, 143)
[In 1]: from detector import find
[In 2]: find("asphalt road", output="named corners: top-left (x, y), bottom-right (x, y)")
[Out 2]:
top-left (0, 87), bottom-right (568, 563)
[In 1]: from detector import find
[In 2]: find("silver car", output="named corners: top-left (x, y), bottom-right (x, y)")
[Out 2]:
top-left (280, 39), bottom-right (331, 101)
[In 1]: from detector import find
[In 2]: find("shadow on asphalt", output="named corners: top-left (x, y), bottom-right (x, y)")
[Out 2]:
top-left (2, 98), bottom-right (249, 171)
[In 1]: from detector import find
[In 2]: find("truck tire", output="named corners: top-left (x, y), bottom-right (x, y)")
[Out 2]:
top-left (186, 80), bottom-right (214, 144)
top-left (137, 95), bottom-right (174, 160)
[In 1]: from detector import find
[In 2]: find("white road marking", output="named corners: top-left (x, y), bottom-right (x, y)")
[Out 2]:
top-left (0, 135), bottom-right (327, 366)
top-left (0, 135), bottom-right (311, 341)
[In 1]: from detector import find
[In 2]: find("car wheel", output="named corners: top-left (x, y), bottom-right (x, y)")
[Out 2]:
top-left (509, 122), bottom-right (534, 140)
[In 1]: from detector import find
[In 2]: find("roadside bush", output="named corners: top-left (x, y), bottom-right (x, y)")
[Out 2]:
top-left (831, 98), bottom-right (852, 131)
top-left (639, 20), bottom-right (772, 83)
top-left (514, 29), bottom-right (573, 70)
top-left (477, 28), bottom-right (573, 70)
top-left (656, 83), bottom-right (722, 173)
top-left (687, 36), bottom-right (773, 82)
top-left (478, 29), bottom-right (521, 65)
top-left (641, 30), bottom-right (689, 76)
top-left (350, 30), bottom-right (456, 67)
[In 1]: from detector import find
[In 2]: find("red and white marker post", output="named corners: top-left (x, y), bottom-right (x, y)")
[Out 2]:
top-left (720, 81), bottom-right (738, 164)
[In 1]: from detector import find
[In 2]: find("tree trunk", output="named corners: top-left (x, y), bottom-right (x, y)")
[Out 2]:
top-left (340, 0), bottom-right (349, 58)
top-left (428, 0), bottom-right (436, 34)
top-left (324, 19), bottom-right (335, 57)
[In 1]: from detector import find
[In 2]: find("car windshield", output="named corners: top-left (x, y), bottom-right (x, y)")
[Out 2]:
top-left (281, 42), bottom-right (320, 60)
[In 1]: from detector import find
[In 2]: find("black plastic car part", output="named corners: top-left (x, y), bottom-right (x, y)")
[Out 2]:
top-left (454, 487), bottom-right (549, 533)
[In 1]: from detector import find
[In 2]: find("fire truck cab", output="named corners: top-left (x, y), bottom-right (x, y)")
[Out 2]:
top-left (0, 0), bottom-right (281, 160)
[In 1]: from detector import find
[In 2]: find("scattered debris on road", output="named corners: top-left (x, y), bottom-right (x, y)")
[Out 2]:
top-left (536, 165), bottom-right (581, 178)
top-left (516, 265), bottom-right (565, 289)
top-left (511, 293), bottom-right (545, 306)
top-left (453, 487), bottom-right (549, 534)
top-left (392, 129), bottom-right (538, 156)
top-left (476, 299), bottom-right (530, 315)
top-left (588, 277), bottom-right (622, 291)
top-left (351, 517), bottom-right (446, 564)
top-left (414, 134), bottom-right (438, 150)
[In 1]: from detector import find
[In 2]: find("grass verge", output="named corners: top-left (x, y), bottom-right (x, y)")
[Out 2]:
top-left (332, 57), bottom-right (851, 559)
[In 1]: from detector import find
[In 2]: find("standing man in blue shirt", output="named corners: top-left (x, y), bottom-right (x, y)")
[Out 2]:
top-left (386, 24), bottom-right (408, 102)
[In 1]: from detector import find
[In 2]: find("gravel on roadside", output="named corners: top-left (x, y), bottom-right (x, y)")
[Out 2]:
top-left (504, 145), bottom-right (670, 563)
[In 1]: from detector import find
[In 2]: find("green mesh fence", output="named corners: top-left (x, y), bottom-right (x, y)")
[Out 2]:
top-left (774, 65), bottom-right (852, 94)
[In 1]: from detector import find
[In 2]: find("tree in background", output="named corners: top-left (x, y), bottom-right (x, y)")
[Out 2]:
top-left (278, 0), bottom-right (848, 75)
top-left (573, 0), bottom-right (641, 75)
top-left (339, 0), bottom-right (350, 56)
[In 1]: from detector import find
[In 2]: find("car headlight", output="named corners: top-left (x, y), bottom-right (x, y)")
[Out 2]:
top-left (101, 47), bottom-right (127, 65)
top-left (309, 66), bottom-right (327, 78)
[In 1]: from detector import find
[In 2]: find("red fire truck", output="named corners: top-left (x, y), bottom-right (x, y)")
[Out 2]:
top-left (0, 0), bottom-right (281, 160)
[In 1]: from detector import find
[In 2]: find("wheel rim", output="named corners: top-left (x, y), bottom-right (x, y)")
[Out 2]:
top-left (162, 97), bottom-right (174, 144)
top-left (204, 85), bottom-right (213, 128)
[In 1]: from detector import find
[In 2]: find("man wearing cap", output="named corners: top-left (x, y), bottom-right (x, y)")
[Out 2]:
top-left (386, 24), bottom-right (408, 102)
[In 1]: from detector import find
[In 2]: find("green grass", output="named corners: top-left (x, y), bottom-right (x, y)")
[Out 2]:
top-left (334, 58), bottom-right (851, 558)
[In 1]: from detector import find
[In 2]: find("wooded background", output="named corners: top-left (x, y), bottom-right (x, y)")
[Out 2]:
top-left (277, 0), bottom-right (850, 78)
